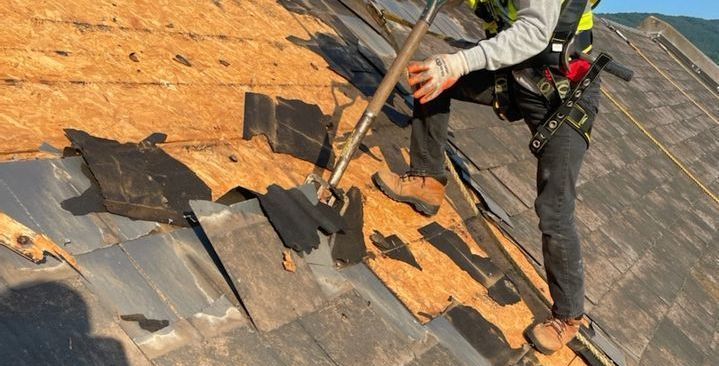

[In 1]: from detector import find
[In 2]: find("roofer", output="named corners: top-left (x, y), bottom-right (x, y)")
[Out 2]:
top-left (372, 0), bottom-right (600, 355)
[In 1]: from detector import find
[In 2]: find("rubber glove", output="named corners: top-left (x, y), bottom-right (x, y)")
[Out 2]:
top-left (408, 52), bottom-right (469, 104)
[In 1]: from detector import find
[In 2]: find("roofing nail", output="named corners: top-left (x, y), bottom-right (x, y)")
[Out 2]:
top-left (17, 235), bottom-right (31, 246)
top-left (173, 54), bottom-right (192, 67)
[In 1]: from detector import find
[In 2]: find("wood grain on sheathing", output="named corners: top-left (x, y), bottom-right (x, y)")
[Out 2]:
top-left (0, 1), bottom-right (585, 365)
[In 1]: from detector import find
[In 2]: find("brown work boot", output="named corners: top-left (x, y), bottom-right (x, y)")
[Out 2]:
top-left (527, 317), bottom-right (582, 355)
top-left (372, 170), bottom-right (445, 216)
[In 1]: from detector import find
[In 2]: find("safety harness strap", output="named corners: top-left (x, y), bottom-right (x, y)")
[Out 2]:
top-left (529, 53), bottom-right (612, 155)
top-left (550, 0), bottom-right (588, 54)
top-left (493, 0), bottom-right (591, 120)
top-left (493, 72), bottom-right (511, 119)
top-left (519, 0), bottom-right (589, 72)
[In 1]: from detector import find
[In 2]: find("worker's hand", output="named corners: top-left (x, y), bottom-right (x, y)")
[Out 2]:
top-left (408, 53), bottom-right (469, 104)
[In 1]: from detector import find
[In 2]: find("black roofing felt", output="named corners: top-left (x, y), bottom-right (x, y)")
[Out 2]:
top-left (119, 314), bottom-right (170, 333)
top-left (486, 276), bottom-right (521, 307)
top-left (0, 157), bottom-right (156, 256)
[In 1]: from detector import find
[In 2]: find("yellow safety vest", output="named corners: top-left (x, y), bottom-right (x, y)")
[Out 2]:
top-left (466, 0), bottom-right (594, 35)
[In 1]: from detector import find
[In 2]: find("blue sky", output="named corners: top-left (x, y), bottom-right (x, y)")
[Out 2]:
top-left (598, 0), bottom-right (719, 20)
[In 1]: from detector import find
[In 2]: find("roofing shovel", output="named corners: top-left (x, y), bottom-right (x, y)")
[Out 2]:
top-left (307, 0), bottom-right (457, 206)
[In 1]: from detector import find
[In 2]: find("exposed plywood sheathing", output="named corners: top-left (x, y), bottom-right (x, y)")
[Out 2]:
top-left (0, 1), bottom-right (585, 365)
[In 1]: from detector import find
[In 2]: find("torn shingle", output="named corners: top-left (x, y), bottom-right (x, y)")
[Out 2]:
top-left (242, 93), bottom-right (337, 169)
top-left (276, 97), bottom-right (337, 169)
top-left (331, 186), bottom-right (367, 265)
top-left (486, 276), bottom-right (521, 306)
top-left (120, 314), bottom-right (170, 332)
top-left (0, 157), bottom-right (156, 259)
top-left (418, 222), bottom-right (502, 288)
top-left (258, 184), bottom-right (345, 253)
top-left (370, 231), bottom-right (422, 270)
top-left (65, 129), bottom-right (212, 226)
top-left (242, 92), bottom-right (276, 142)
top-left (443, 305), bottom-right (526, 365)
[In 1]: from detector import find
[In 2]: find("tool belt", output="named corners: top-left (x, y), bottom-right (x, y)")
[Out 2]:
top-left (528, 53), bottom-right (611, 154)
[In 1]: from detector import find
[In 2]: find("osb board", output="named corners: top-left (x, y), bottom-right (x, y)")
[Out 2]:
top-left (3, 0), bottom-right (318, 41)
top-left (0, 1), bottom-right (579, 365)
top-left (0, 0), bottom-right (364, 154)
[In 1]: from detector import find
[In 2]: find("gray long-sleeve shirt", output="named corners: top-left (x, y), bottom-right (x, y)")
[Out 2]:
top-left (459, 0), bottom-right (562, 72)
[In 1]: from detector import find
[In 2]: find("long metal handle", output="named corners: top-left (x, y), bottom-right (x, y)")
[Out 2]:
top-left (329, 4), bottom-right (445, 187)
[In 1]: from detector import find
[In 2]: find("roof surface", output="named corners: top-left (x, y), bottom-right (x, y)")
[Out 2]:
top-left (449, 18), bottom-right (719, 366)
top-left (0, 1), bottom-right (717, 366)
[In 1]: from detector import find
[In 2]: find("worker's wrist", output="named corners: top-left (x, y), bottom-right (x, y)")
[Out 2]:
top-left (457, 44), bottom-right (487, 73)
top-left (451, 51), bottom-right (471, 76)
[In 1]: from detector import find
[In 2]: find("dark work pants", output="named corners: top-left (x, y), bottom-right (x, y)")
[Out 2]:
top-left (410, 69), bottom-right (600, 319)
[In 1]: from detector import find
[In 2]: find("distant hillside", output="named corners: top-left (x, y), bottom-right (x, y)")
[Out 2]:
top-left (599, 12), bottom-right (719, 64)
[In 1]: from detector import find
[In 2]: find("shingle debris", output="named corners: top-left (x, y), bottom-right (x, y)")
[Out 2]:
top-left (258, 184), bottom-right (345, 253)
top-left (331, 186), bottom-right (367, 265)
top-left (370, 230), bottom-right (422, 270)
top-left (65, 129), bottom-right (211, 226)
top-left (243, 92), bottom-right (337, 169)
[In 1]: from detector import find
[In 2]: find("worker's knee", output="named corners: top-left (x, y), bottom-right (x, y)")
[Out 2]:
top-left (535, 192), bottom-right (576, 237)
